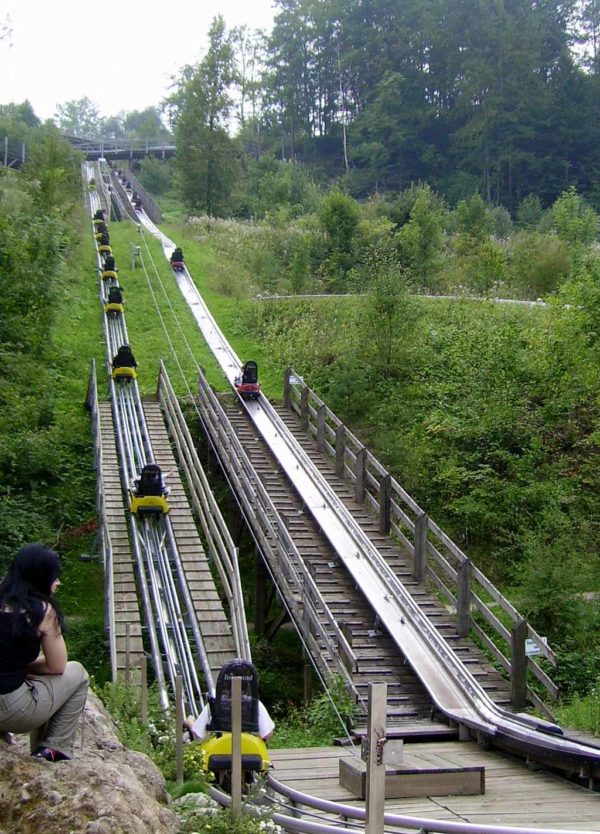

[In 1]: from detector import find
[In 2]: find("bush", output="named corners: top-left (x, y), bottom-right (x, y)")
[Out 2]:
top-left (508, 231), bottom-right (571, 297)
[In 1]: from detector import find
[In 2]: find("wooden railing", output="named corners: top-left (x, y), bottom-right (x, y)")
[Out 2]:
top-left (284, 368), bottom-right (558, 715)
top-left (86, 360), bottom-right (118, 679)
top-left (194, 366), bottom-right (363, 708)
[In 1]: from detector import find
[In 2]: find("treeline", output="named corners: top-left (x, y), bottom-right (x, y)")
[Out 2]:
top-left (168, 0), bottom-right (600, 214)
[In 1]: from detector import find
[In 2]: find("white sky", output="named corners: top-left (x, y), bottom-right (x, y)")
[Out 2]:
top-left (0, 0), bottom-right (276, 123)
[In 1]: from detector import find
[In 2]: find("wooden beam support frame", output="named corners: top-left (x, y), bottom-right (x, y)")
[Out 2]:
top-left (511, 618), bottom-right (528, 709)
top-left (456, 559), bottom-right (472, 637)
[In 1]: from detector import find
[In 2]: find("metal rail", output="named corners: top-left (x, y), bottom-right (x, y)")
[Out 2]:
top-left (156, 363), bottom-right (251, 660)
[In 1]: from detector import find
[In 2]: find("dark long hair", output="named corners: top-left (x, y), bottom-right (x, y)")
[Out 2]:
top-left (0, 543), bottom-right (65, 634)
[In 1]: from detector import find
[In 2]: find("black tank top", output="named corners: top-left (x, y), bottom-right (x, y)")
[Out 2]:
top-left (0, 612), bottom-right (41, 694)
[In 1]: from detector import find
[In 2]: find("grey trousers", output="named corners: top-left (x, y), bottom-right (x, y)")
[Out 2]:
top-left (0, 660), bottom-right (89, 758)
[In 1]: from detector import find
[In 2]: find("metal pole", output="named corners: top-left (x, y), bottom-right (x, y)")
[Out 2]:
top-left (231, 676), bottom-right (242, 819)
top-left (365, 682), bottom-right (387, 834)
top-left (175, 676), bottom-right (184, 785)
top-left (4, 136), bottom-right (7, 167)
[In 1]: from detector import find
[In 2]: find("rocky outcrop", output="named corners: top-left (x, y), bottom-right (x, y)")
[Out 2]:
top-left (0, 692), bottom-right (179, 834)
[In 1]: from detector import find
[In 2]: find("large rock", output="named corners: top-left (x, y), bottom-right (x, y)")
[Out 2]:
top-left (0, 692), bottom-right (179, 834)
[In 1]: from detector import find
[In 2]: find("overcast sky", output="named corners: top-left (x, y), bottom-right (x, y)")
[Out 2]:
top-left (0, 0), bottom-right (276, 123)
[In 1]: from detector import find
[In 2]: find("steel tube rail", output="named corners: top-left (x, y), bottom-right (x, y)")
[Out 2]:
top-left (87, 167), bottom-right (210, 713)
top-left (164, 518), bottom-right (214, 702)
top-left (264, 775), bottom-right (600, 834)
top-left (150, 524), bottom-right (200, 711)
top-left (157, 362), bottom-right (251, 660)
top-left (89, 171), bottom-right (169, 707)
top-left (110, 381), bottom-right (169, 710)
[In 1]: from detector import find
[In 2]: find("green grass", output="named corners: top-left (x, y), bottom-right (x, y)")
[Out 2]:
top-left (157, 220), bottom-right (288, 400)
top-left (47, 204), bottom-right (108, 678)
top-left (555, 691), bottom-right (600, 737)
top-left (105, 219), bottom-right (228, 395)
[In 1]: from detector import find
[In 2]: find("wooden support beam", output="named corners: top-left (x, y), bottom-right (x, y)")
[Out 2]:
top-left (456, 559), bottom-right (472, 637)
top-left (413, 512), bottom-right (428, 582)
top-left (255, 557), bottom-right (267, 637)
top-left (283, 367), bottom-right (292, 409)
top-left (365, 682), bottom-right (387, 834)
top-left (231, 677), bottom-right (242, 819)
top-left (300, 386), bottom-right (309, 431)
top-left (335, 425), bottom-right (346, 477)
top-left (511, 618), bottom-right (528, 709)
top-left (355, 447), bottom-right (366, 503)
top-left (317, 404), bottom-right (326, 452)
top-left (379, 474), bottom-right (391, 535)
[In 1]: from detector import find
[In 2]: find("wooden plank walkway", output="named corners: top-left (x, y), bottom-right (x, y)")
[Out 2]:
top-left (98, 401), bottom-right (145, 678)
top-left (224, 398), bottom-right (512, 727)
top-left (269, 741), bottom-right (600, 829)
top-left (143, 400), bottom-right (236, 680)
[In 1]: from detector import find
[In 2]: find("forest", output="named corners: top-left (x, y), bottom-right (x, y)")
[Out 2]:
top-left (166, 0), bottom-right (600, 214)
top-left (5, 2), bottom-right (600, 217)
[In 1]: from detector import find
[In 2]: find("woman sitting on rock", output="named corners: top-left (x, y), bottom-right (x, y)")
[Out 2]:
top-left (0, 544), bottom-right (89, 761)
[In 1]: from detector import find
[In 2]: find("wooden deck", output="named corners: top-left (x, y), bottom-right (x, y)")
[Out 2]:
top-left (269, 740), bottom-right (600, 829)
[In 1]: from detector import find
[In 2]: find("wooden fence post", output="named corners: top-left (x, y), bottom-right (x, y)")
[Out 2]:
top-left (456, 559), bottom-right (471, 637)
top-left (511, 618), bottom-right (528, 709)
top-left (335, 425), bottom-right (346, 477)
top-left (355, 447), bottom-right (366, 503)
top-left (317, 404), bottom-right (326, 452)
top-left (283, 367), bottom-right (292, 409)
top-left (413, 512), bottom-right (428, 582)
top-left (300, 385), bottom-right (309, 431)
top-left (303, 649), bottom-right (313, 703)
top-left (379, 474), bottom-right (391, 535)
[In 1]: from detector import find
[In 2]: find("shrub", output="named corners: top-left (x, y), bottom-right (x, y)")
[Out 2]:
top-left (508, 231), bottom-right (571, 297)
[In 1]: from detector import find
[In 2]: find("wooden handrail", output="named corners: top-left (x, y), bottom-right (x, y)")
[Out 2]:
top-left (284, 367), bottom-right (558, 707)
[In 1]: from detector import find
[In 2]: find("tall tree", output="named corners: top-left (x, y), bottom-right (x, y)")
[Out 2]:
top-left (172, 16), bottom-right (237, 215)
top-left (54, 97), bottom-right (100, 136)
